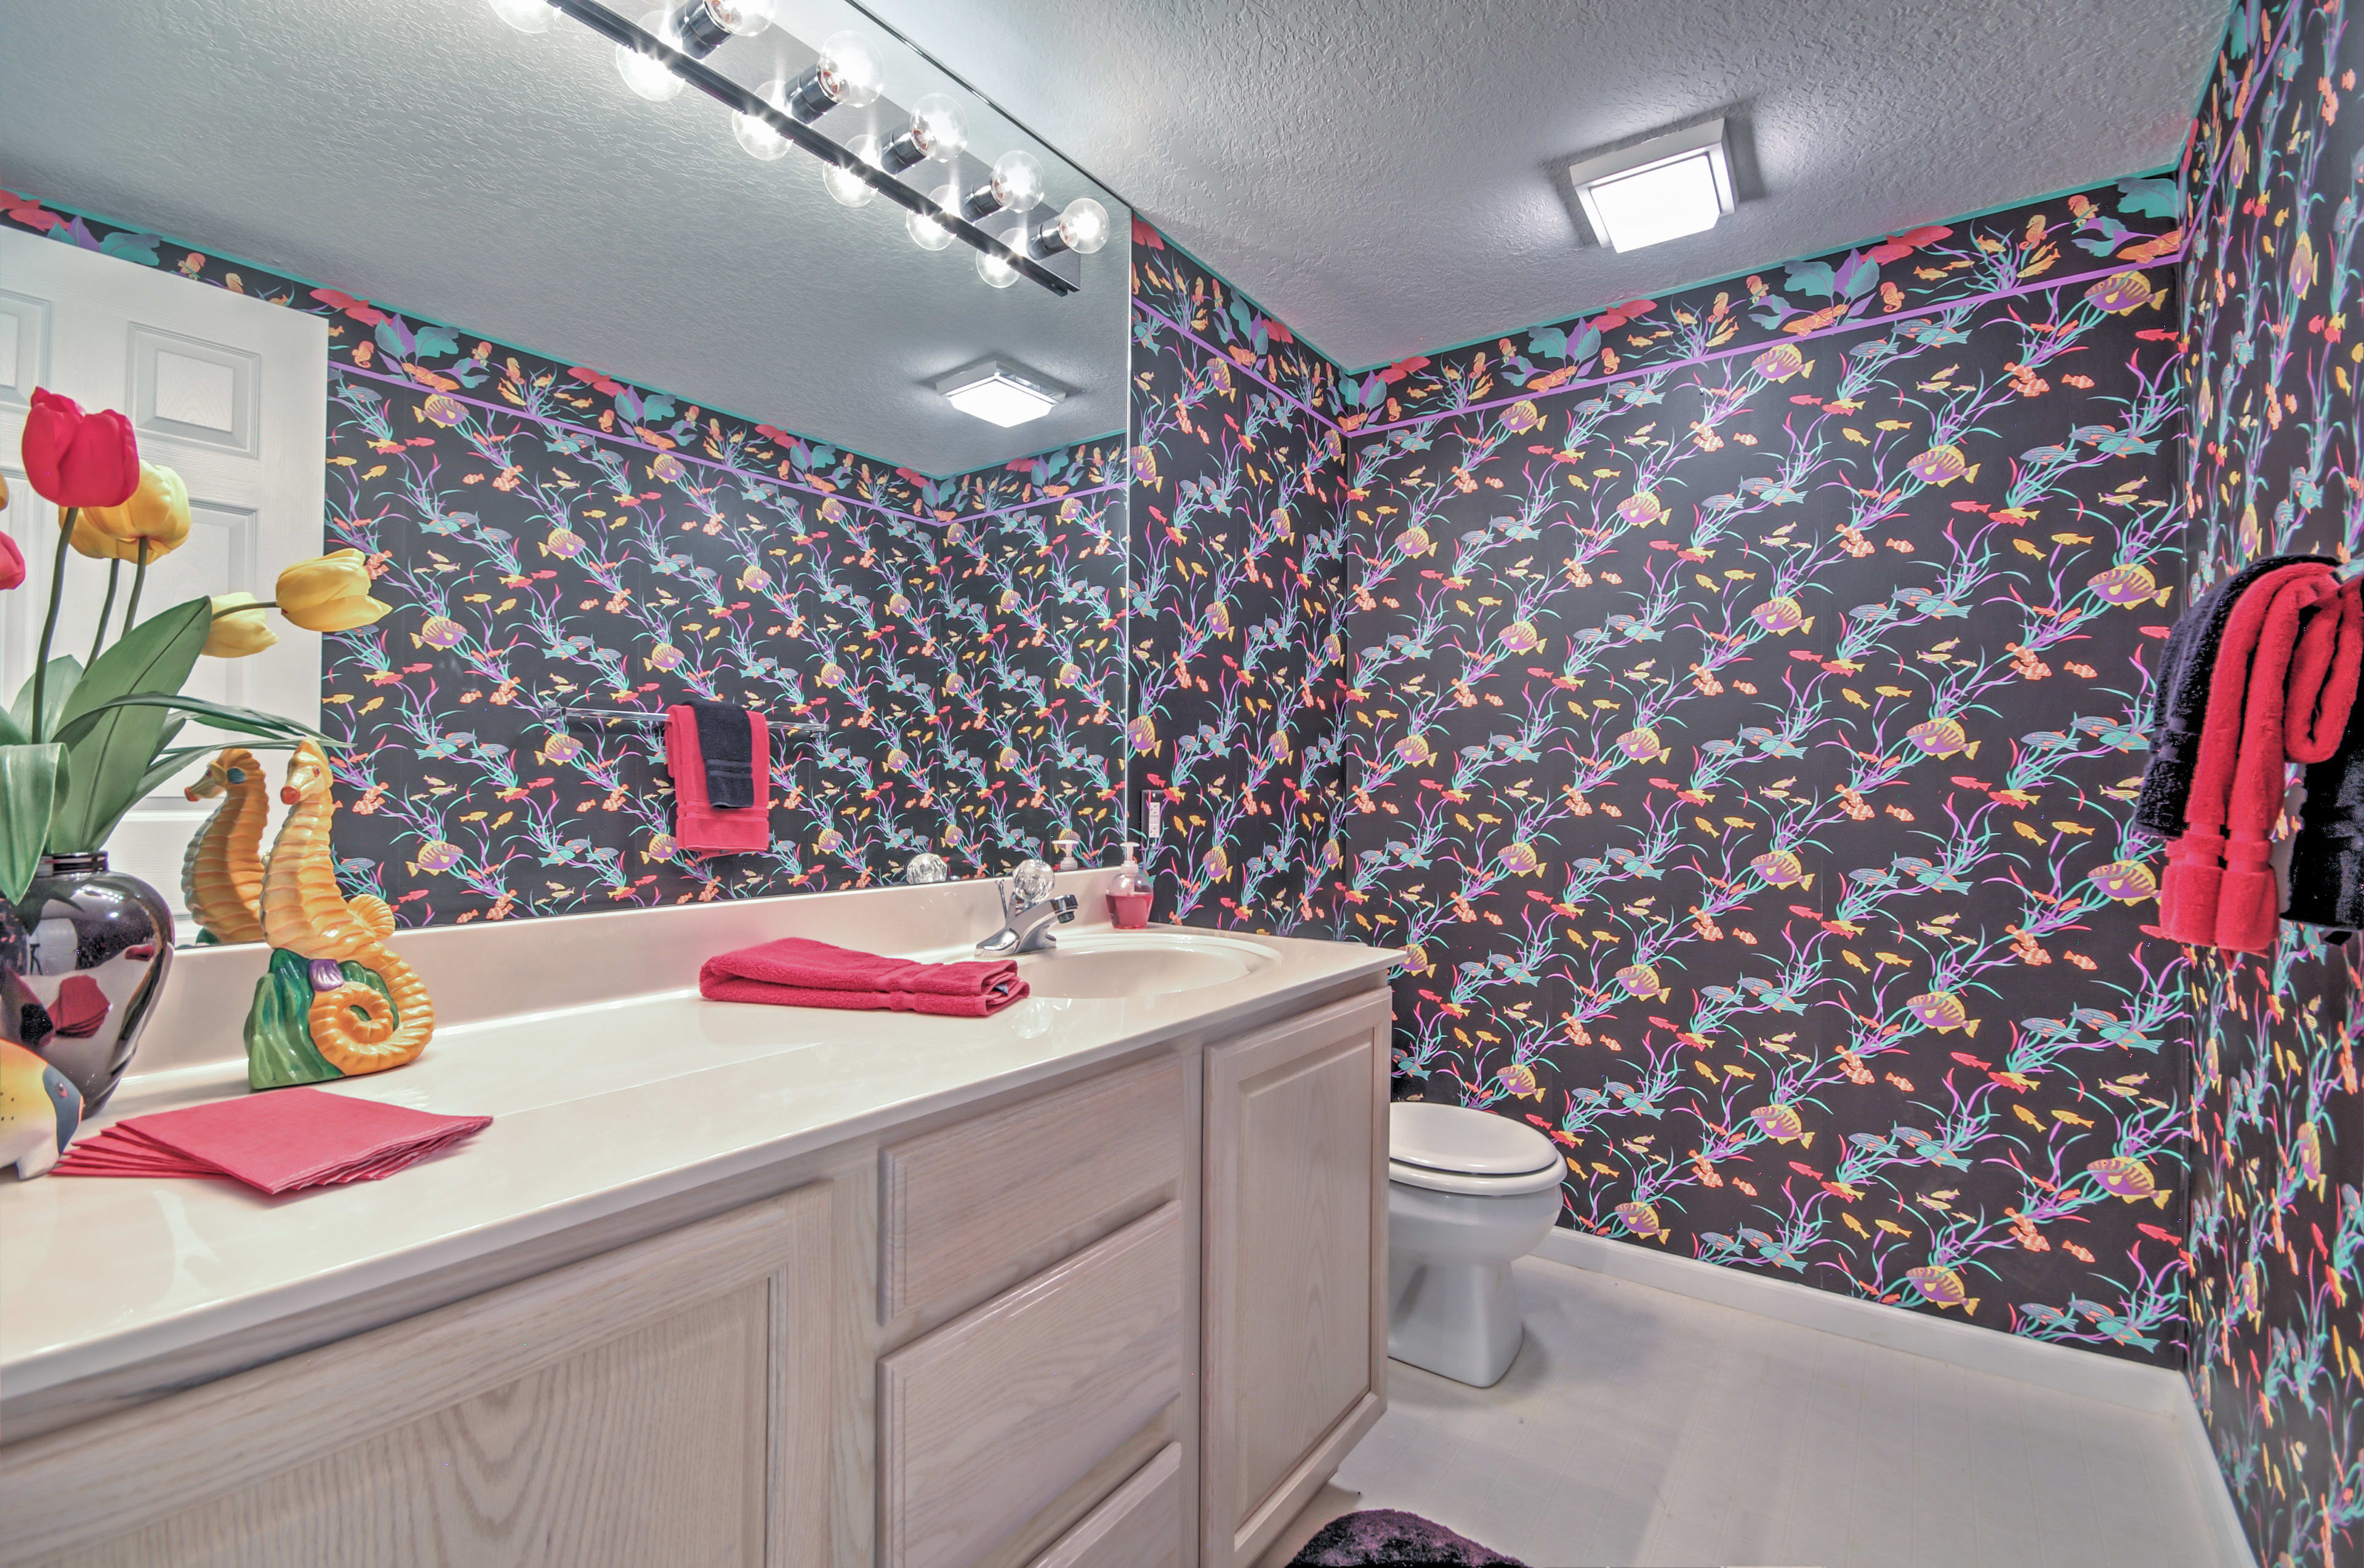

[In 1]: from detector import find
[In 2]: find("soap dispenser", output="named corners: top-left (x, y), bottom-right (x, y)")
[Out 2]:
top-left (1108, 843), bottom-right (1151, 930)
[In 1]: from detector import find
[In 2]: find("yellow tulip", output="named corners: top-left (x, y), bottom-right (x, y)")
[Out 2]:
top-left (76, 462), bottom-right (191, 560)
top-left (203, 592), bottom-right (279, 658)
top-left (275, 548), bottom-right (390, 632)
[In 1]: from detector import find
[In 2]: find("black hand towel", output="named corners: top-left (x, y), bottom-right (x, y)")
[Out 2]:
top-left (2133, 553), bottom-right (2334, 840)
top-left (2288, 699), bottom-right (2364, 935)
top-left (683, 699), bottom-right (757, 810)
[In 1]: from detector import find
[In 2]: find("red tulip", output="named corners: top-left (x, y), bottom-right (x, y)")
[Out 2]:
top-left (22, 388), bottom-right (140, 508)
top-left (0, 529), bottom-right (22, 590)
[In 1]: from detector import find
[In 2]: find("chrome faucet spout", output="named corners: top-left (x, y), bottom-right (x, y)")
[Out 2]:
top-left (977, 891), bottom-right (1077, 955)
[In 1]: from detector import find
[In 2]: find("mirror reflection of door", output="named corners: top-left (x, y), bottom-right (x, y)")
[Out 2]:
top-left (0, 228), bottom-right (329, 944)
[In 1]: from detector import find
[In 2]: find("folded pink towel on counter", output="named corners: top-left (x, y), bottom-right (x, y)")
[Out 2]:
top-left (51, 1088), bottom-right (491, 1196)
top-left (699, 937), bottom-right (1029, 1018)
top-left (665, 704), bottom-right (771, 855)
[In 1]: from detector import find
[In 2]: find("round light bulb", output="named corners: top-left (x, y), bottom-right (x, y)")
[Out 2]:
top-left (909, 94), bottom-right (968, 161)
top-left (906, 185), bottom-right (959, 251)
top-left (816, 31), bottom-right (882, 110)
top-left (988, 150), bottom-right (1044, 212)
top-left (705, 0), bottom-right (773, 35)
top-left (733, 79), bottom-right (792, 159)
top-left (487, 0), bottom-right (552, 33)
top-left (615, 10), bottom-right (685, 100)
top-left (824, 134), bottom-right (883, 207)
top-left (1055, 196), bottom-right (1109, 254)
top-left (976, 243), bottom-right (1019, 288)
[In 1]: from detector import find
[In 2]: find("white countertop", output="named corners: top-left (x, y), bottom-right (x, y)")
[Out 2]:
top-left (0, 877), bottom-right (1394, 1421)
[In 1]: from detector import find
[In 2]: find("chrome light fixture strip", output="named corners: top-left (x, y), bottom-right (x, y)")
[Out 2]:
top-left (543, 0), bottom-right (1079, 296)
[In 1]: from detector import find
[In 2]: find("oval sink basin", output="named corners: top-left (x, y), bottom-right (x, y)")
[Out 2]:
top-left (1019, 931), bottom-right (1278, 1000)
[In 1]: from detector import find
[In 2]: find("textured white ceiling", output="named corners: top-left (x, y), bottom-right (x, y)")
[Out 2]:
top-left (0, 0), bottom-right (1130, 475)
top-left (859, 0), bottom-right (2227, 370)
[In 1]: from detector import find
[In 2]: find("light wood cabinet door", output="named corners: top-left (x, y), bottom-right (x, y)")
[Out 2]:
top-left (1, 1186), bottom-right (839, 1568)
top-left (1199, 989), bottom-right (1393, 1568)
top-left (878, 1205), bottom-right (1184, 1568)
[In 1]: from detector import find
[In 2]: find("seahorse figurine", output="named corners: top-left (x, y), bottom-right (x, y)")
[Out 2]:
top-left (179, 748), bottom-right (270, 944)
top-left (244, 740), bottom-right (434, 1088)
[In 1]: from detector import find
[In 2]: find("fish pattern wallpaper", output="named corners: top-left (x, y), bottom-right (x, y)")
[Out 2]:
top-left (0, 190), bottom-right (1129, 923)
top-left (2181, 0), bottom-right (2364, 1560)
top-left (1126, 228), bottom-right (1349, 929)
top-left (1132, 181), bottom-right (2198, 1364)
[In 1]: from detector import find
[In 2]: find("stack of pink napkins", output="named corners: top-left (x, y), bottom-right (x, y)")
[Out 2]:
top-left (54, 1088), bottom-right (491, 1196)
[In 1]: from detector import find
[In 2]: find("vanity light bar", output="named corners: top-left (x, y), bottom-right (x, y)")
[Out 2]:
top-left (539, 0), bottom-right (1080, 296)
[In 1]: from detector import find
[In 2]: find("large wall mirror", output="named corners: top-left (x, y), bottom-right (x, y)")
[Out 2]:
top-left (0, 0), bottom-right (1132, 944)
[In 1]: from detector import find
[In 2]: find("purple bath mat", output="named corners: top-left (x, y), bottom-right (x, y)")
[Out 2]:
top-left (1289, 1509), bottom-right (1526, 1567)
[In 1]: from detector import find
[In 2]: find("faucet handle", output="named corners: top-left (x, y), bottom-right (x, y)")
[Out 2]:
top-left (1009, 858), bottom-right (1055, 909)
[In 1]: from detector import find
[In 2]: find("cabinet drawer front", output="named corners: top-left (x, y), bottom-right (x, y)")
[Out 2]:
top-left (1028, 1442), bottom-right (1182, 1568)
top-left (882, 1055), bottom-right (1184, 1324)
top-left (880, 1204), bottom-right (1184, 1568)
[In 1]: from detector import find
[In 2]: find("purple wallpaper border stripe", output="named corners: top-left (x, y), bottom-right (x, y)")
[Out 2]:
top-left (2187, 0), bottom-right (2309, 239)
top-left (1346, 253), bottom-right (2187, 438)
top-left (1128, 300), bottom-right (1346, 433)
top-left (331, 360), bottom-right (1125, 527)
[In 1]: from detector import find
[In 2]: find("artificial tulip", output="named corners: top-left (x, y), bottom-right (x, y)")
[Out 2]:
top-left (203, 592), bottom-right (279, 658)
top-left (21, 389), bottom-right (139, 509)
top-left (76, 462), bottom-right (192, 561)
top-left (0, 528), bottom-right (21, 592)
top-left (275, 549), bottom-right (391, 632)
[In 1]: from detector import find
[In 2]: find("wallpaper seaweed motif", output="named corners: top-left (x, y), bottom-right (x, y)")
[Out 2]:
top-left (1126, 231), bottom-right (1347, 928)
top-left (0, 190), bottom-right (1129, 922)
top-left (1133, 183), bottom-right (2198, 1365)
top-left (2182, 0), bottom-right (2364, 1559)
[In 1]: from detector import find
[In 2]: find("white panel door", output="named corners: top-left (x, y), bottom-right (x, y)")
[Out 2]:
top-left (0, 229), bottom-right (328, 938)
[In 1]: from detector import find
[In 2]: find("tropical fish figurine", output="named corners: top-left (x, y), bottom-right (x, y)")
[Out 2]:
top-left (1, 1039), bottom-right (84, 1179)
top-left (180, 747), bottom-right (270, 944)
top-left (243, 741), bottom-right (435, 1090)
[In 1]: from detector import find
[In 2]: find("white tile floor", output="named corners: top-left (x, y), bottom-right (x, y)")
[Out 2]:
top-left (1331, 1255), bottom-right (2223, 1568)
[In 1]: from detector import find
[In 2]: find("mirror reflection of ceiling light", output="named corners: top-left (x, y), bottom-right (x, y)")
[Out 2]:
top-left (906, 184), bottom-right (960, 251)
top-left (489, 0), bottom-right (554, 32)
top-left (506, 0), bottom-right (1096, 293)
top-left (938, 361), bottom-right (1066, 426)
top-left (616, 9), bottom-right (687, 99)
top-left (1564, 119), bottom-right (1735, 253)
top-left (824, 134), bottom-right (884, 206)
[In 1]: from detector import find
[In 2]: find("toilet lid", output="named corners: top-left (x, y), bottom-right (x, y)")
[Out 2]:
top-left (1390, 1101), bottom-right (1559, 1177)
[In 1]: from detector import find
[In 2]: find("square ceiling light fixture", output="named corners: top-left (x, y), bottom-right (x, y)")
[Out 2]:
top-left (1564, 118), bottom-right (1735, 254)
top-left (936, 358), bottom-right (1067, 426)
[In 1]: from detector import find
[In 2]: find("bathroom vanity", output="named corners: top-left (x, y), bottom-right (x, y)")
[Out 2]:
top-left (0, 874), bottom-right (1397, 1568)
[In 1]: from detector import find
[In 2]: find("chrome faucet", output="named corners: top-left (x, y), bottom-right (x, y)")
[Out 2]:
top-left (976, 858), bottom-right (1077, 955)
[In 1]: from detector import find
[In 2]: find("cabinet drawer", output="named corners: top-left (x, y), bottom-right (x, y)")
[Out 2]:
top-left (882, 1055), bottom-right (1184, 1324)
top-left (880, 1204), bottom-right (1184, 1568)
top-left (1027, 1442), bottom-right (1183, 1568)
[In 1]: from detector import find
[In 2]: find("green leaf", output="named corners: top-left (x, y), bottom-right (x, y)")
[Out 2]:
top-left (9, 656), bottom-right (83, 743)
top-left (51, 693), bottom-right (328, 748)
top-left (132, 740), bottom-right (301, 802)
top-left (48, 598), bottom-right (210, 851)
top-left (0, 744), bottom-right (65, 904)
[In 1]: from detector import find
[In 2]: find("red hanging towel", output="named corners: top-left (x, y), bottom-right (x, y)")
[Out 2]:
top-left (2152, 561), bottom-right (2363, 950)
top-left (665, 705), bottom-right (771, 855)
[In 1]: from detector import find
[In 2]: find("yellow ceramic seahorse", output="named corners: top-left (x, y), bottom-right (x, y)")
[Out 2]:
top-left (180, 748), bottom-right (270, 944)
top-left (259, 741), bottom-right (433, 1074)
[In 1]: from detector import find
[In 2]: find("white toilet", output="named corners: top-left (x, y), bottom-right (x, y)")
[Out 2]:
top-left (1386, 1101), bottom-right (1566, 1388)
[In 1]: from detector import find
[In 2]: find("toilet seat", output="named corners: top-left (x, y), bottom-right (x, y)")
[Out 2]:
top-left (1388, 1101), bottom-right (1566, 1196)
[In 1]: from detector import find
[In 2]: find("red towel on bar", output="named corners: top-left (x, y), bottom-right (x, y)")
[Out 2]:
top-left (699, 937), bottom-right (1029, 1017)
top-left (665, 703), bottom-right (770, 855)
top-left (2152, 561), bottom-right (2364, 952)
top-left (52, 1088), bottom-right (491, 1196)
